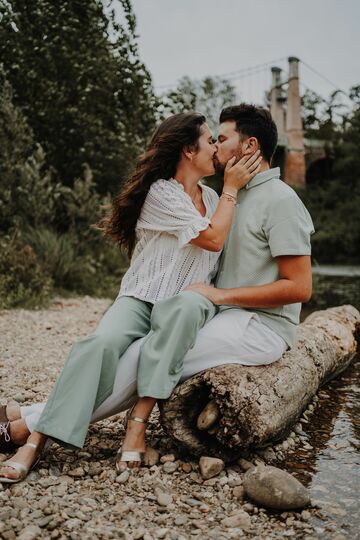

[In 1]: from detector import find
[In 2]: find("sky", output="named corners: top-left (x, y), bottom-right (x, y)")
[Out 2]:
top-left (128, 0), bottom-right (359, 106)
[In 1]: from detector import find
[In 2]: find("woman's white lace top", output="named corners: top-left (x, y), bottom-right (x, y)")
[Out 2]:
top-left (118, 178), bottom-right (221, 303)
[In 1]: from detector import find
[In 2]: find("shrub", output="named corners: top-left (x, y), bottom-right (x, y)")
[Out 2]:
top-left (22, 225), bottom-right (128, 298)
top-left (0, 232), bottom-right (53, 309)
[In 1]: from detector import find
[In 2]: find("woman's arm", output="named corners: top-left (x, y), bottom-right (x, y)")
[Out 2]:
top-left (190, 152), bottom-right (262, 252)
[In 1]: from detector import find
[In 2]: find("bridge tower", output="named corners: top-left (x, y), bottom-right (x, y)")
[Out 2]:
top-left (270, 67), bottom-right (286, 147)
top-left (270, 57), bottom-right (306, 187)
top-left (284, 57), bottom-right (306, 187)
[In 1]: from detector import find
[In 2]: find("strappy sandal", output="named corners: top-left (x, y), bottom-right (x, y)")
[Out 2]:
top-left (0, 442), bottom-right (41, 484)
top-left (116, 406), bottom-right (148, 473)
top-left (0, 405), bottom-right (15, 452)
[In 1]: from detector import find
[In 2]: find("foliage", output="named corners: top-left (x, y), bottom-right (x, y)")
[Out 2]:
top-left (22, 226), bottom-right (128, 296)
top-left (0, 231), bottom-right (53, 309)
top-left (0, 70), bottom-right (61, 231)
top-left (0, 70), bottom-right (127, 308)
top-left (0, 223), bottom-right (128, 309)
top-left (300, 180), bottom-right (360, 264)
top-left (299, 92), bottom-right (360, 264)
top-left (349, 85), bottom-right (360, 106)
top-left (160, 75), bottom-right (238, 134)
top-left (333, 95), bottom-right (360, 185)
top-left (0, 0), bottom-right (157, 194)
top-left (301, 88), bottom-right (348, 141)
top-left (301, 89), bottom-right (326, 132)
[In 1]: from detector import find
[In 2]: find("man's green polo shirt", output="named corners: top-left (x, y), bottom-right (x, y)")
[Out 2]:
top-left (215, 167), bottom-right (314, 347)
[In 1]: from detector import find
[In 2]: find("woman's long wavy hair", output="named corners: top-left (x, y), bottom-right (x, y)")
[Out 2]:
top-left (97, 112), bottom-right (206, 258)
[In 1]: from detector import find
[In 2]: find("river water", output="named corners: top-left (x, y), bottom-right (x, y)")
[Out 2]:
top-left (285, 266), bottom-right (360, 537)
top-left (308, 265), bottom-right (360, 313)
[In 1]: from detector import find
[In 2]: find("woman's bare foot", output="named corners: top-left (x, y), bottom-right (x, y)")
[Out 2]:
top-left (0, 432), bottom-right (45, 481)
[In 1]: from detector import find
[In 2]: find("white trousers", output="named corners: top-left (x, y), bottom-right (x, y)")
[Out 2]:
top-left (21, 309), bottom-right (287, 433)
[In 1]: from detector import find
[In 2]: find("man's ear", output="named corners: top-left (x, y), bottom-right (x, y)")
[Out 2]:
top-left (243, 136), bottom-right (259, 155)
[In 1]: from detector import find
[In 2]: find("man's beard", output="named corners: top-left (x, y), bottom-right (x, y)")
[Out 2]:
top-left (213, 155), bottom-right (225, 175)
top-left (213, 150), bottom-right (243, 176)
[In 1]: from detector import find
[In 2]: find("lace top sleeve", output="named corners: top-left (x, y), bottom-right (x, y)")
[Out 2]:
top-left (137, 179), bottom-right (211, 247)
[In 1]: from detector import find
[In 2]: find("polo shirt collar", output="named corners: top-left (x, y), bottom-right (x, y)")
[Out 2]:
top-left (245, 167), bottom-right (281, 190)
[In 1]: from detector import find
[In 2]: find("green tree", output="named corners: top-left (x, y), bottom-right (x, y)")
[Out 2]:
top-left (349, 84), bottom-right (360, 106)
top-left (301, 89), bottom-right (325, 133)
top-left (0, 70), bottom-right (55, 307)
top-left (302, 88), bottom-right (349, 141)
top-left (300, 85), bottom-right (360, 264)
top-left (160, 75), bottom-right (238, 134)
top-left (0, 69), bottom-right (126, 307)
top-left (0, 69), bottom-right (59, 232)
top-left (333, 89), bottom-right (360, 192)
top-left (0, 0), bottom-right (157, 194)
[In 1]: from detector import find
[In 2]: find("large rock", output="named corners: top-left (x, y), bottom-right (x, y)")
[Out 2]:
top-left (197, 400), bottom-right (220, 430)
top-left (243, 465), bottom-right (310, 510)
top-left (199, 456), bottom-right (224, 479)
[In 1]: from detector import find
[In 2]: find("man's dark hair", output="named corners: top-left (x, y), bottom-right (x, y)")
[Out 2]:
top-left (219, 104), bottom-right (278, 163)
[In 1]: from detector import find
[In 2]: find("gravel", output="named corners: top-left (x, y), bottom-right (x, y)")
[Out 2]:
top-left (0, 296), bottom-right (320, 539)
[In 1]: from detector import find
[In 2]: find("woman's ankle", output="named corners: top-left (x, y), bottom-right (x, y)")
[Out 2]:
top-left (131, 397), bottom-right (157, 421)
top-left (27, 431), bottom-right (47, 449)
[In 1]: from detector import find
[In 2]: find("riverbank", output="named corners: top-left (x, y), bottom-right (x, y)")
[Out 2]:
top-left (0, 297), bottom-right (352, 539)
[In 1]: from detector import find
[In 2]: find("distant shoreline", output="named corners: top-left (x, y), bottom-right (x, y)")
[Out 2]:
top-left (312, 265), bottom-right (360, 277)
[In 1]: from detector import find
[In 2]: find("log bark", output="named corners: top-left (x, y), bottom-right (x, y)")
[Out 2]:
top-left (159, 305), bottom-right (360, 462)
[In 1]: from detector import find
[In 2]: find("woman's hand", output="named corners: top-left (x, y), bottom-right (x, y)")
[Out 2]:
top-left (223, 150), bottom-right (262, 193)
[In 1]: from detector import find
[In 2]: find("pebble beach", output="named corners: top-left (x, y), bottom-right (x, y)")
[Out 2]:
top-left (0, 297), bottom-right (330, 540)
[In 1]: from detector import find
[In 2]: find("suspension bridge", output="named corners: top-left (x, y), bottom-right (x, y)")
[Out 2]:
top-left (156, 57), bottom-right (354, 187)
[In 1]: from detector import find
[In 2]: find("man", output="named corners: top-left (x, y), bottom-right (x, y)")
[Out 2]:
top-left (187, 104), bottom-right (314, 344)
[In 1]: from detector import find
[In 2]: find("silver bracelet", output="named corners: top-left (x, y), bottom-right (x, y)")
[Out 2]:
top-left (220, 194), bottom-right (236, 205)
top-left (222, 190), bottom-right (237, 201)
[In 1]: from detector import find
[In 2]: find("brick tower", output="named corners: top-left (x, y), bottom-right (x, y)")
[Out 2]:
top-left (283, 57), bottom-right (306, 187)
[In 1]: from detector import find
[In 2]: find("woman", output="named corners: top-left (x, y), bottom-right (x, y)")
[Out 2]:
top-left (0, 112), bottom-right (261, 482)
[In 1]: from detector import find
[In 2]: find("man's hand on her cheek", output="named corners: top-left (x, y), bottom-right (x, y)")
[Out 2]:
top-left (185, 283), bottom-right (222, 304)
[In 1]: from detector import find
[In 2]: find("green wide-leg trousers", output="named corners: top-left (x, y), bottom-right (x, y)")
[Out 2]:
top-left (36, 296), bottom-right (152, 448)
top-left (35, 291), bottom-right (216, 448)
top-left (137, 291), bottom-right (217, 399)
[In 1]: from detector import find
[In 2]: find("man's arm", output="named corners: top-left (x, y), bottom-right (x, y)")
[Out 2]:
top-left (186, 255), bottom-right (312, 307)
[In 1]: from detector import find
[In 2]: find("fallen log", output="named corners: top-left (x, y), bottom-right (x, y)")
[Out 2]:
top-left (159, 305), bottom-right (360, 462)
